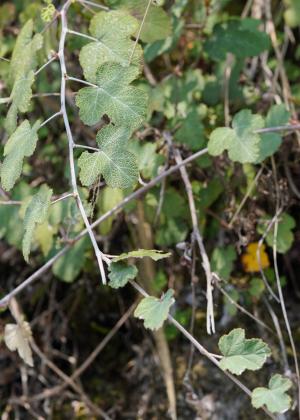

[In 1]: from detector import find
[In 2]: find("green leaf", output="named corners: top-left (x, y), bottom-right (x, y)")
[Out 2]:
top-left (98, 186), bottom-right (124, 235)
top-left (174, 110), bottom-right (205, 151)
top-left (113, 249), bottom-right (171, 262)
top-left (258, 213), bottom-right (296, 254)
top-left (108, 262), bottom-right (138, 288)
top-left (128, 140), bottom-right (165, 179)
top-left (76, 63), bottom-right (148, 131)
top-left (205, 19), bottom-right (270, 61)
top-left (208, 110), bottom-right (264, 163)
top-left (11, 70), bottom-right (35, 113)
top-left (22, 184), bottom-right (52, 261)
top-left (5, 20), bottom-right (42, 134)
top-left (52, 237), bottom-right (91, 283)
top-left (1, 120), bottom-right (40, 191)
top-left (249, 277), bottom-right (265, 299)
top-left (9, 20), bottom-right (43, 84)
top-left (119, 0), bottom-right (172, 43)
top-left (211, 245), bottom-right (236, 281)
top-left (218, 328), bottom-right (271, 375)
top-left (256, 105), bottom-right (290, 162)
top-left (79, 10), bottom-right (142, 83)
top-left (78, 125), bottom-right (139, 188)
top-left (251, 374), bottom-right (292, 413)
top-left (134, 289), bottom-right (175, 330)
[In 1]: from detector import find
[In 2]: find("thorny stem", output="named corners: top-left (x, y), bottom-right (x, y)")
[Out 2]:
top-left (59, 2), bottom-right (108, 283)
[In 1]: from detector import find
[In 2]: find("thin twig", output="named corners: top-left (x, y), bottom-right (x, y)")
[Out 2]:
top-left (271, 156), bottom-right (300, 416)
top-left (263, 297), bottom-right (290, 374)
top-left (0, 200), bottom-right (21, 205)
top-left (167, 135), bottom-right (215, 334)
top-left (30, 341), bottom-right (111, 419)
top-left (40, 111), bottom-right (62, 128)
top-left (74, 144), bottom-right (100, 152)
top-left (51, 192), bottom-right (74, 205)
top-left (215, 280), bottom-right (273, 333)
top-left (229, 166), bottom-right (263, 228)
top-left (67, 75), bottom-right (97, 87)
top-left (255, 124), bottom-right (300, 134)
top-left (26, 303), bottom-right (136, 402)
top-left (256, 211), bottom-right (281, 302)
top-left (34, 54), bottom-right (58, 76)
top-left (129, 280), bottom-right (275, 420)
top-left (0, 147), bottom-right (208, 307)
top-left (78, 0), bottom-right (109, 10)
top-left (129, 0), bottom-right (152, 63)
top-left (67, 29), bottom-right (98, 42)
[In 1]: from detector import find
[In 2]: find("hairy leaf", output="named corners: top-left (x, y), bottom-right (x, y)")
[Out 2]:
top-left (5, 20), bottom-right (43, 133)
top-left (9, 20), bottom-right (42, 84)
top-left (208, 110), bottom-right (264, 163)
top-left (22, 185), bottom-right (52, 262)
top-left (252, 374), bottom-right (292, 413)
top-left (218, 328), bottom-right (271, 375)
top-left (119, 0), bottom-right (172, 43)
top-left (108, 262), bottom-right (138, 288)
top-left (1, 120), bottom-right (40, 191)
top-left (134, 289), bottom-right (175, 330)
top-left (113, 249), bottom-right (171, 262)
top-left (78, 125), bottom-right (139, 188)
top-left (76, 63), bottom-right (148, 131)
top-left (79, 10), bottom-right (142, 83)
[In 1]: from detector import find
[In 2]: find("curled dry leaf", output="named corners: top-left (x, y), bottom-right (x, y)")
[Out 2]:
top-left (4, 318), bottom-right (34, 367)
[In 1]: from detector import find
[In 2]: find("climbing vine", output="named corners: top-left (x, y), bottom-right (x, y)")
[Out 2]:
top-left (0, 1), bottom-right (299, 418)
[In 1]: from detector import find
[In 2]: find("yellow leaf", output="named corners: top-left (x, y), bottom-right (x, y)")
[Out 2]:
top-left (241, 242), bottom-right (270, 273)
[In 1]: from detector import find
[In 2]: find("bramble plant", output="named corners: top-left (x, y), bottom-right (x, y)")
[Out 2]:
top-left (0, 0), bottom-right (299, 418)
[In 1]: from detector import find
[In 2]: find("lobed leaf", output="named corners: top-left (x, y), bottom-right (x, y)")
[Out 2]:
top-left (134, 289), bottom-right (175, 330)
top-left (79, 10), bottom-right (142, 83)
top-left (208, 110), bottom-right (264, 163)
top-left (108, 262), bottom-right (138, 288)
top-left (256, 105), bottom-right (290, 162)
top-left (218, 328), bottom-right (271, 375)
top-left (78, 125), bottom-right (139, 189)
top-left (251, 374), bottom-right (292, 413)
top-left (76, 63), bottom-right (147, 131)
top-left (118, 0), bottom-right (172, 43)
